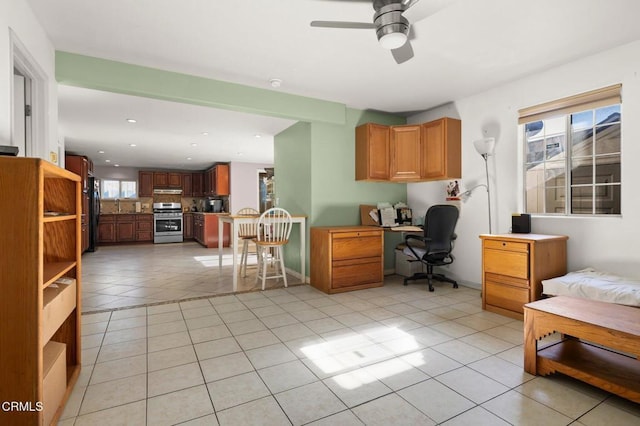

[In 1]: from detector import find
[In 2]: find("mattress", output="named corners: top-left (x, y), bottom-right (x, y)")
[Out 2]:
top-left (542, 267), bottom-right (640, 307)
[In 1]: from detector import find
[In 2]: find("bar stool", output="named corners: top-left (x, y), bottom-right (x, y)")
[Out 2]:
top-left (254, 208), bottom-right (292, 290)
top-left (236, 207), bottom-right (259, 277)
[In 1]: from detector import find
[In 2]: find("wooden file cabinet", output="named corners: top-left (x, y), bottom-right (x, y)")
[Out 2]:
top-left (480, 234), bottom-right (568, 320)
top-left (311, 226), bottom-right (384, 294)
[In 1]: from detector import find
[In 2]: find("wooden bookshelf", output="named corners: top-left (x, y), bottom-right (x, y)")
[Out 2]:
top-left (0, 157), bottom-right (82, 425)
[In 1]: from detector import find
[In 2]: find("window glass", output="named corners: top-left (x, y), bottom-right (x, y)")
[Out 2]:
top-left (101, 180), bottom-right (120, 199)
top-left (101, 179), bottom-right (138, 199)
top-left (523, 101), bottom-right (621, 216)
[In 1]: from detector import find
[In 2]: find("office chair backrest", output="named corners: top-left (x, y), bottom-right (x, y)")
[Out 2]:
top-left (423, 204), bottom-right (459, 253)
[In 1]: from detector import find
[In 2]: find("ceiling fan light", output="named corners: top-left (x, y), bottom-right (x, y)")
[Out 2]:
top-left (379, 32), bottom-right (407, 49)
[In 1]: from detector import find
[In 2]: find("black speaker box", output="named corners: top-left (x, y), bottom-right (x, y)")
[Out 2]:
top-left (512, 213), bottom-right (531, 233)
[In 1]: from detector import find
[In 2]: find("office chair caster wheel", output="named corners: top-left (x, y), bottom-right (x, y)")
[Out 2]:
top-left (428, 285), bottom-right (434, 292)
top-left (403, 278), bottom-right (409, 286)
top-left (453, 283), bottom-right (458, 289)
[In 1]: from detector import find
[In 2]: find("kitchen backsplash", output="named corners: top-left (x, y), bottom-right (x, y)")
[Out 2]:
top-left (100, 196), bottom-right (214, 214)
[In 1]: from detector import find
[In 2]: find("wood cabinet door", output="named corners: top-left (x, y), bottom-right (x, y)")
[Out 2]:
top-left (203, 169), bottom-right (213, 195)
top-left (183, 213), bottom-right (194, 239)
top-left (116, 221), bottom-right (135, 241)
top-left (356, 123), bottom-right (389, 181)
top-left (98, 222), bottom-right (116, 243)
top-left (421, 118), bottom-right (461, 180)
top-left (181, 173), bottom-right (193, 197)
top-left (214, 164), bottom-right (230, 195)
top-left (168, 172), bottom-right (182, 188)
top-left (192, 172), bottom-right (203, 196)
top-left (154, 172), bottom-right (168, 187)
top-left (390, 125), bottom-right (421, 181)
top-left (138, 171), bottom-right (153, 197)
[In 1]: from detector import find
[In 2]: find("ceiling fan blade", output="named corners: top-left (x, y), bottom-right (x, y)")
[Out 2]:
top-left (311, 21), bottom-right (376, 29)
top-left (403, 0), bottom-right (455, 24)
top-left (391, 41), bottom-right (414, 64)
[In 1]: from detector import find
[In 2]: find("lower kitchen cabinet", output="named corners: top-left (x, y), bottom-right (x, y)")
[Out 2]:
top-left (480, 233), bottom-right (568, 319)
top-left (311, 226), bottom-right (384, 294)
top-left (183, 213), bottom-right (194, 239)
top-left (136, 215), bottom-right (153, 242)
top-left (194, 213), bottom-right (230, 248)
top-left (98, 214), bottom-right (154, 244)
top-left (98, 214), bottom-right (116, 243)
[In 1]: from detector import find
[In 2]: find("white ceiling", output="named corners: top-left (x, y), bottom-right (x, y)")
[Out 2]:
top-left (26, 0), bottom-right (640, 169)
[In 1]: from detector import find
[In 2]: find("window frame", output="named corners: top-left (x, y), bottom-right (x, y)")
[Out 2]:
top-left (101, 179), bottom-right (138, 200)
top-left (519, 85), bottom-right (622, 217)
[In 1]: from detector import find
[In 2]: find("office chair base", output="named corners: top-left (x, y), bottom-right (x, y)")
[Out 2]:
top-left (403, 273), bottom-right (458, 292)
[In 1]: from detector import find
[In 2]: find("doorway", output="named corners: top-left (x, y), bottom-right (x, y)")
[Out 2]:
top-left (258, 167), bottom-right (275, 213)
top-left (12, 68), bottom-right (31, 157)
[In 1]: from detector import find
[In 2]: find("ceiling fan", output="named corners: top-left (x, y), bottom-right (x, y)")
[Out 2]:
top-left (311, 0), bottom-right (454, 64)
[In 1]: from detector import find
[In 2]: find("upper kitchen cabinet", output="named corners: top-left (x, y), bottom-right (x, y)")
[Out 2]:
top-left (65, 154), bottom-right (92, 192)
top-left (355, 118), bottom-right (461, 182)
top-left (390, 124), bottom-right (422, 181)
top-left (192, 172), bottom-right (204, 197)
top-left (204, 164), bottom-right (230, 196)
top-left (215, 164), bottom-right (230, 196)
top-left (181, 173), bottom-right (193, 197)
top-left (138, 171), bottom-right (153, 197)
top-left (421, 117), bottom-right (461, 180)
top-left (355, 123), bottom-right (390, 181)
top-left (153, 172), bottom-right (182, 188)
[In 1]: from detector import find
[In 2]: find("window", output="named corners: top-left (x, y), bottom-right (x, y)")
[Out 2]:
top-left (519, 85), bottom-right (621, 215)
top-left (101, 179), bottom-right (138, 199)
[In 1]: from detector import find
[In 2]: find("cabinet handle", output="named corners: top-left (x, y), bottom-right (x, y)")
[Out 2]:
top-left (502, 242), bottom-right (506, 246)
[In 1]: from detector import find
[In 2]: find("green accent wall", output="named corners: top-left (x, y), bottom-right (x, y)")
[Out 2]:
top-left (276, 109), bottom-right (406, 273)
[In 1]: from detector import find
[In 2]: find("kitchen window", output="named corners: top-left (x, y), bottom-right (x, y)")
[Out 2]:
top-left (519, 84), bottom-right (621, 215)
top-left (101, 179), bottom-right (138, 199)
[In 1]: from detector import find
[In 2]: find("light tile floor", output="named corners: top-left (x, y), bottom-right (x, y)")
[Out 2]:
top-left (61, 276), bottom-right (640, 425)
top-left (81, 242), bottom-right (293, 313)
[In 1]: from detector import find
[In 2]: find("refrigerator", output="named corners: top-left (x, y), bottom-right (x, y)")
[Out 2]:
top-left (87, 176), bottom-right (100, 252)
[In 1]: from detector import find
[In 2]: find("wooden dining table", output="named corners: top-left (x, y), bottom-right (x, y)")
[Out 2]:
top-left (218, 214), bottom-right (307, 291)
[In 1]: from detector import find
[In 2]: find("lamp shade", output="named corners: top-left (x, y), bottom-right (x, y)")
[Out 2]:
top-left (473, 137), bottom-right (495, 156)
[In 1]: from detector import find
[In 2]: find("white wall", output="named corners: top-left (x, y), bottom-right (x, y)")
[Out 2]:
top-left (0, 0), bottom-right (58, 162)
top-left (229, 161), bottom-right (273, 213)
top-left (408, 40), bottom-right (640, 286)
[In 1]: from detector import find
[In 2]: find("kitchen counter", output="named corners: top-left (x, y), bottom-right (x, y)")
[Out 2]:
top-left (192, 212), bottom-right (230, 215)
top-left (100, 212), bottom-right (153, 215)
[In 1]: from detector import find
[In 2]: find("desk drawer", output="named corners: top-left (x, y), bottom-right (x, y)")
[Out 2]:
top-left (332, 259), bottom-right (382, 288)
top-left (484, 240), bottom-right (529, 253)
top-left (484, 248), bottom-right (529, 279)
top-left (332, 236), bottom-right (382, 260)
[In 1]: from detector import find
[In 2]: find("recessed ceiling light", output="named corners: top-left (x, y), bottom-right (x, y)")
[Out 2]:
top-left (237, 152), bottom-right (244, 156)
top-left (129, 144), bottom-right (137, 147)
top-left (269, 78), bottom-right (282, 88)
top-left (98, 150), bottom-right (105, 154)
top-left (255, 134), bottom-right (261, 138)
top-left (114, 164), bottom-right (120, 167)
top-left (186, 157), bottom-right (192, 160)
top-left (202, 132), bottom-right (209, 136)
top-left (191, 143), bottom-right (198, 147)
top-left (126, 118), bottom-right (137, 123)
top-left (105, 159), bottom-right (111, 163)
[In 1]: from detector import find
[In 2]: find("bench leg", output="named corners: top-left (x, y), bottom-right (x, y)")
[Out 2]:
top-left (523, 308), bottom-right (538, 375)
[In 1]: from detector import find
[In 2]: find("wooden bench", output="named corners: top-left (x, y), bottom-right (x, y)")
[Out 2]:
top-left (524, 296), bottom-right (640, 403)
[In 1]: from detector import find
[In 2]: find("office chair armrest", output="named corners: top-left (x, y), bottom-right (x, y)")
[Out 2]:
top-left (405, 234), bottom-right (432, 244)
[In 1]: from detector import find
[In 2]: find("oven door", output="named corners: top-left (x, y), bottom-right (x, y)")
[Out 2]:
top-left (154, 215), bottom-right (183, 235)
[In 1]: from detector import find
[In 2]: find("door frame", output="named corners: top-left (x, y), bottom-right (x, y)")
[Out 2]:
top-left (10, 29), bottom-right (49, 161)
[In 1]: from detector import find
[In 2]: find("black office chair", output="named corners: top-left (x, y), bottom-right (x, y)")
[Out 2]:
top-left (403, 204), bottom-right (459, 292)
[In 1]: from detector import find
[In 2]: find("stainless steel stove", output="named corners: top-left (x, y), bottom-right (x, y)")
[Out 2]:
top-left (153, 202), bottom-right (183, 243)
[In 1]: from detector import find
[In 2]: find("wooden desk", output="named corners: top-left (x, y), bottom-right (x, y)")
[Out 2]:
top-left (218, 214), bottom-right (306, 291)
top-left (524, 296), bottom-right (640, 403)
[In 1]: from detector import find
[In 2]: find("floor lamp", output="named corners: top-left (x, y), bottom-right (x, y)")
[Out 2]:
top-left (461, 137), bottom-right (495, 234)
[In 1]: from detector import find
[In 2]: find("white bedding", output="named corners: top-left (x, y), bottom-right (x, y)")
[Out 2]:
top-left (542, 267), bottom-right (640, 307)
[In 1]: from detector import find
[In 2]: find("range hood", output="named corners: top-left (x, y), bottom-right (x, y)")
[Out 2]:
top-left (153, 189), bottom-right (183, 195)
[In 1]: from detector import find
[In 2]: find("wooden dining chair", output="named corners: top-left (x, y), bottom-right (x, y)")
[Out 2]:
top-left (254, 207), bottom-right (292, 290)
top-left (236, 207), bottom-right (259, 277)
